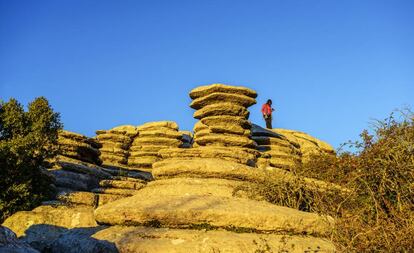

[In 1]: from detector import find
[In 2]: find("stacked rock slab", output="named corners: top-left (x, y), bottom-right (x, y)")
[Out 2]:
top-left (95, 125), bottom-right (138, 167)
top-left (58, 130), bottom-right (102, 165)
top-left (128, 121), bottom-right (182, 170)
top-left (251, 124), bottom-right (302, 170)
top-left (274, 129), bottom-right (335, 164)
top-left (94, 84), bottom-right (336, 252)
top-left (191, 84), bottom-right (257, 148)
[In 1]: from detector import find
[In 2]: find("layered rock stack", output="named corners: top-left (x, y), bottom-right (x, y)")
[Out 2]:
top-left (191, 84), bottom-right (257, 149)
top-left (58, 130), bottom-right (102, 165)
top-left (251, 124), bottom-right (302, 170)
top-left (127, 121), bottom-right (182, 170)
top-left (95, 125), bottom-right (138, 167)
top-left (275, 129), bottom-right (335, 163)
top-left (93, 84), bottom-right (336, 252)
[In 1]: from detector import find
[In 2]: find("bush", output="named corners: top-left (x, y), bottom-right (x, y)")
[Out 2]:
top-left (238, 110), bottom-right (414, 252)
top-left (0, 97), bottom-right (63, 222)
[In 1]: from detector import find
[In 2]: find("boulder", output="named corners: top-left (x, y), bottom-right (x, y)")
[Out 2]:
top-left (193, 102), bottom-right (250, 119)
top-left (2, 206), bottom-right (97, 237)
top-left (47, 227), bottom-right (118, 253)
top-left (93, 225), bottom-right (335, 253)
top-left (94, 193), bottom-right (334, 236)
top-left (153, 158), bottom-right (266, 182)
top-left (190, 92), bottom-right (256, 110)
top-left (189, 83), bottom-right (257, 99)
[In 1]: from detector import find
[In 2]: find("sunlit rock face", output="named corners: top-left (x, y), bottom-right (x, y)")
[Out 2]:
top-left (93, 83), bottom-right (336, 252)
top-left (2, 83), bottom-right (338, 252)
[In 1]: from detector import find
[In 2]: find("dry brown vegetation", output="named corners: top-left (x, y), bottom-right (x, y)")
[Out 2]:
top-left (236, 110), bottom-right (414, 252)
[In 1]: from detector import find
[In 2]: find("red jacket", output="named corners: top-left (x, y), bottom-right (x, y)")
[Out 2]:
top-left (261, 103), bottom-right (272, 116)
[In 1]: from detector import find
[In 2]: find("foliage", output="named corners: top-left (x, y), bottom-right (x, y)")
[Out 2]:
top-left (0, 97), bottom-right (63, 222)
top-left (238, 110), bottom-right (414, 252)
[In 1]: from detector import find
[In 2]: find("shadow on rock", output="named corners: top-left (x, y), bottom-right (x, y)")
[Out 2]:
top-left (20, 225), bottom-right (118, 253)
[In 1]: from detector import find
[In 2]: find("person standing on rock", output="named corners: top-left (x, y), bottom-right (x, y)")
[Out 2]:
top-left (261, 99), bottom-right (275, 129)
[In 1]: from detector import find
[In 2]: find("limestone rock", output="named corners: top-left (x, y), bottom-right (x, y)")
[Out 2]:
top-left (55, 157), bottom-right (112, 179)
top-left (189, 83), bottom-right (257, 99)
top-left (47, 227), bottom-right (118, 253)
top-left (49, 169), bottom-right (93, 191)
top-left (2, 206), bottom-right (97, 237)
top-left (56, 190), bottom-right (97, 207)
top-left (195, 133), bottom-right (257, 148)
top-left (190, 92), bottom-right (256, 110)
top-left (158, 147), bottom-right (259, 166)
top-left (93, 225), bottom-right (335, 253)
top-left (94, 193), bottom-right (334, 236)
top-left (97, 194), bottom-right (125, 207)
top-left (58, 130), bottom-right (102, 165)
top-left (99, 179), bottom-right (146, 190)
top-left (131, 137), bottom-right (181, 146)
top-left (91, 188), bottom-right (140, 196)
top-left (153, 158), bottom-right (270, 182)
top-left (193, 102), bottom-right (250, 119)
top-left (138, 129), bottom-right (182, 139)
top-left (141, 178), bottom-right (243, 198)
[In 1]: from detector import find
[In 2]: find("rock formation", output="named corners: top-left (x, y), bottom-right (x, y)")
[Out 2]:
top-left (58, 130), bottom-right (102, 165)
top-left (95, 125), bottom-right (137, 167)
top-left (2, 83), bottom-right (339, 252)
top-left (274, 129), bottom-right (335, 163)
top-left (92, 84), bottom-right (336, 252)
top-left (128, 121), bottom-right (182, 171)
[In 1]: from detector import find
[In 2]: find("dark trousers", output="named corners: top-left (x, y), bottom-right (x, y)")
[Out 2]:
top-left (264, 115), bottom-right (272, 129)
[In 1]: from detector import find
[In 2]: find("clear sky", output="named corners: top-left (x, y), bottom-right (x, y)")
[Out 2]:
top-left (1, 0), bottom-right (413, 149)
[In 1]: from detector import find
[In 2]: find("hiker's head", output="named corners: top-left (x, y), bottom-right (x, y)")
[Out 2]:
top-left (267, 99), bottom-right (272, 105)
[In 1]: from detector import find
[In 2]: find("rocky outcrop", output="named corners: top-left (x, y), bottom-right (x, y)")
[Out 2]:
top-left (274, 129), bottom-right (335, 163)
top-left (127, 121), bottom-right (182, 171)
top-left (252, 124), bottom-right (336, 169)
top-left (2, 83), bottom-right (339, 252)
top-left (93, 84), bottom-right (336, 252)
top-left (251, 124), bottom-right (302, 170)
top-left (58, 130), bottom-right (102, 165)
top-left (95, 125), bottom-right (138, 167)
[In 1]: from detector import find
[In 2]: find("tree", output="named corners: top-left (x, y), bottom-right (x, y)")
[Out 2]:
top-left (0, 97), bottom-right (63, 222)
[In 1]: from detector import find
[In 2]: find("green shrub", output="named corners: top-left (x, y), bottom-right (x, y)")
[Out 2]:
top-left (0, 97), bottom-right (63, 222)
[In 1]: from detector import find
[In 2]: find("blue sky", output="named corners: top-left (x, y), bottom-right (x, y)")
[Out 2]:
top-left (1, 0), bottom-right (413, 149)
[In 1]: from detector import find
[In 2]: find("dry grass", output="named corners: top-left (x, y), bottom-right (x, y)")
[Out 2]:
top-left (236, 110), bottom-right (414, 252)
